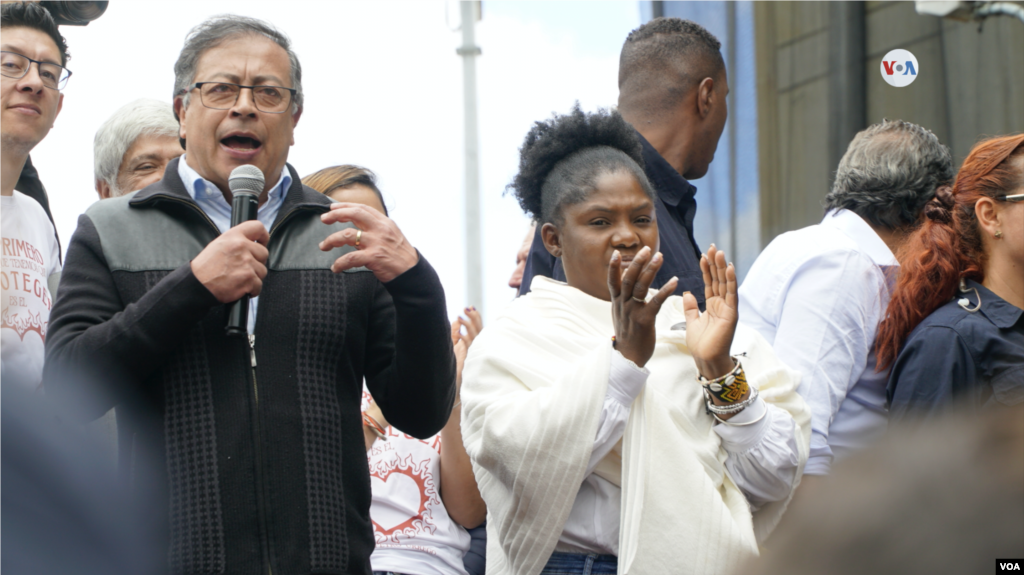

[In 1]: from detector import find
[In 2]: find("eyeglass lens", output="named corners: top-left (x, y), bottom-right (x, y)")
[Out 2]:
top-left (200, 83), bottom-right (290, 113)
top-left (0, 52), bottom-right (69, 90)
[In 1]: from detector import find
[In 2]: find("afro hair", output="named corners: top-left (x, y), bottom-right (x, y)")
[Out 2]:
top-left (507, 103), bottom-right (653, 224)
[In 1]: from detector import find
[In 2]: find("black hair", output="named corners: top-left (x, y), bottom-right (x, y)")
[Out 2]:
top-left (507, 103), bottom-right (655, 225)
top-left (1, 2), bottom-right (70, 67)
top-left (825, 119), bottom-right (954, 230)
top-left (618, 17), bottom-right (723, 115)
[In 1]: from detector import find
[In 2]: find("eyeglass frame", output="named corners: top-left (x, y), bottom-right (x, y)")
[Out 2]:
top-left (0, 51), bottom-right (72, 91)
top-left (185, 82), bottom-right (297, 114)
top-left (997, 193), bottom-right (1024, 203)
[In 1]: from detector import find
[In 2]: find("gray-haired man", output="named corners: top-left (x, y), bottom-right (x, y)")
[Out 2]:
top-left (46, 15), bottom-right (456, 574)
top-left (94, 98), bottom-right (182, 199)
top-left (738, 120), bottom-right (954, 487)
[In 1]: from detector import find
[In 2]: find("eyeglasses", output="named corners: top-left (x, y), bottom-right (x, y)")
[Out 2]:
top-left (187, 82), bottom-right (296, 114)
top-left (0, 51), bottom-right (71, 91)
top-left (998, 193), bottom-right (1024, 203)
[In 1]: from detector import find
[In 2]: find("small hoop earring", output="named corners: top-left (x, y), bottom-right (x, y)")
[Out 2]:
top-left (995, 230), bottom-right (1003, 239)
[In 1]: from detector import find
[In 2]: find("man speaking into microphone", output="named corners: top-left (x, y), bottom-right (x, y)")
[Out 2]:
top-left (44, 15), bottom-right (455, 575)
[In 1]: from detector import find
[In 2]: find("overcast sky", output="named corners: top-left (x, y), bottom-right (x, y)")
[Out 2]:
top-left (34, 0), bottom-right (641, 323)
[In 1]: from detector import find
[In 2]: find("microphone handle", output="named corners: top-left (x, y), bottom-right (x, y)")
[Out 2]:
top-left (225, 192), bottom-right (260, 336)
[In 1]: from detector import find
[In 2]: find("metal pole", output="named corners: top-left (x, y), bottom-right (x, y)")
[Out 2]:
top-left (827, 2), bottom-right (866, 189)
top-left (652, 1), bottom-right (664, 19)
top-left (457, 1), bottom-right (483, 308)
top-left (726, 1), bottom-right (737, 268)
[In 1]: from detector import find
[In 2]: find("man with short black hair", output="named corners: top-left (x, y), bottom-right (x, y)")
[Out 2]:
top-left (1, 1), bottom-right (71, 389)
top-left (94, 98), bottom-right (183, 199)
top-left (739, 120), bottom-right (955, 483)
top-left (519, 17), bottom-right (729, 309)
top-left (46, 14), bottom-right (455, 574)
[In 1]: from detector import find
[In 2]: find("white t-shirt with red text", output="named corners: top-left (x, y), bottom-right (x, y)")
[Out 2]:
top-left (362, 387), bottom-right (471, 575)
top-left (1, 191), bottom-right (61, 389)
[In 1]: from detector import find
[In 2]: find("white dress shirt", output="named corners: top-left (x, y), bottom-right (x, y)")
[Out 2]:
top-left (178, 156), bottom-right (290, 333)
top-left (738, 209), bottom-right (896, 476)
top-left (556, 350), bottom-right (802, 555)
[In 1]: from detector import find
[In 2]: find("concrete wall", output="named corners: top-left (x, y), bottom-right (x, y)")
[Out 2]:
top-left (755, 1), bottom-right (1024, 246)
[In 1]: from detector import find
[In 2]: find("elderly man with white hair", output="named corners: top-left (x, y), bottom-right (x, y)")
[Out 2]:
top-left (94, 98), bottom-right (182, 199)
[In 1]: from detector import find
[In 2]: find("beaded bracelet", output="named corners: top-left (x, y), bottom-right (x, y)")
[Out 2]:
top-left (704, 385), bottom-right (759, 415)
top-left (697, 358), bottom-right (750, 404)
top-left (711, 400), bottom-right (768, 426)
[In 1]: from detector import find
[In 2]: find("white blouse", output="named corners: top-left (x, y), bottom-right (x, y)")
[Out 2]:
top-left (555, 350), bottom-right (802, 555)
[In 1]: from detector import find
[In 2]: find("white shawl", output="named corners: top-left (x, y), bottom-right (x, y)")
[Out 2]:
top-left (461, 277), bottom-right (810, 575)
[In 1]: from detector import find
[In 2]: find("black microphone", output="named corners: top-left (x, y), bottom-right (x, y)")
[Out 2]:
top-left (225, 164), bottom-right (265, 336)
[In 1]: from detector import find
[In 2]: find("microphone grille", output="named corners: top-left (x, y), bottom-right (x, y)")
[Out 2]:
top-left (228, 165), bottom-right (265, 196)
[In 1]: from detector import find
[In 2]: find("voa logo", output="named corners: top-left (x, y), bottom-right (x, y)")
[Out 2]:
top-left (880, 49), bottom-right (919, 87)
top-left (999, 559), bottom-right (1022, 572)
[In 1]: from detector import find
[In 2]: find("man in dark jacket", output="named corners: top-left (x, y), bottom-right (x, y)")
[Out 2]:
top-left (44, 15), bottom-right (456, 575)
top-left (519, 18), bottom-right (729, 310)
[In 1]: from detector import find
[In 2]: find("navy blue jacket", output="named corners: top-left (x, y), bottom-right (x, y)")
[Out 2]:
top-left (518, 132), bottom-right (706, 309)
top-left (887, 279), bottom-right (1024, 422)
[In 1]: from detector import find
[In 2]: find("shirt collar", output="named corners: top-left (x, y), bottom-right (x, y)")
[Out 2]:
top-left (177, 154), bottom-right (291, 205)
top-left (821, 209), bottom-right (897, 266)
top-left (964, 279), bottom-right (1024, 329)
top-left (637, 131), bottom-right (695, 208)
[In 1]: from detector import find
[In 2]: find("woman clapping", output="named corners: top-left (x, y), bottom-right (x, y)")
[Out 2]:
top-left (459, 106), bottom-right (810, 575)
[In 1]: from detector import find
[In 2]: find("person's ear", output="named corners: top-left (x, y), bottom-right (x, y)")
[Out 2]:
top-left (96, 179), bottom-right (111, 200)
top-left (290, 106), bottom-right (302, 146)
top-left (53, 92), bottom-right (63, 125)
top-left (697, 77), bottom-right (715, 120)
top-left (174, 96), bottom-right (187, 140)
top-left (975, 197), bottom-right (1002, 239)
top-left (540, 222), bottom-right (563, 258)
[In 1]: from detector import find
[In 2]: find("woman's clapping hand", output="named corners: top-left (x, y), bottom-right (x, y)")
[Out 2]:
top-left (607, 246), bottom-right (678, 367)
top-left (682, 244), bottom-right (739, 381)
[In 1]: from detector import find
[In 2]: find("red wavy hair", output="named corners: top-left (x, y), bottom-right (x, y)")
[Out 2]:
top-left (876, 134), bottom-right (1024, 371)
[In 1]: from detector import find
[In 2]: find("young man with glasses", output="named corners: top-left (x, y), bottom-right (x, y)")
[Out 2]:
top-left (45, 15), bottom-right (456, 575)
top-left (1, 2), bottom-right (71, 389)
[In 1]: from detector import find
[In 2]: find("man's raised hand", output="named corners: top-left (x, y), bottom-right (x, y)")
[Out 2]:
top-left (191, 220), bottom-right (269, 303)
top-left (320, 202), bottom-right (419, 283)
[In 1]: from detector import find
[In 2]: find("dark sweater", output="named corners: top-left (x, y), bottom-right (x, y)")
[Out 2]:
top-left (44, 158), bottom-right (456, 575)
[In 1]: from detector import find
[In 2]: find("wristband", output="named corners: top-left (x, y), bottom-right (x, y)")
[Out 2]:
top-left (362, 412), bottom-right (388, 441)
top-left (697, 357), bottom-right (749, 404)
top-left (704, 385), bottom-right (759, 415)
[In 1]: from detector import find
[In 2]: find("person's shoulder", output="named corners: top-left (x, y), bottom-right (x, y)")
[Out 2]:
top-left (764, 222), bottom-right (861, 263)
top-left (915, 297), bottom-right (988, 334)
top-left (10, 190), bottom-right (58, 239)
top-left (746, 223), bottom-right (867, 287)
top-left (299, 183), bottom-right (332, 205)
top-left (902, 301), bottom-right (975, 352)
top-left (11, 190), bottom-right (52, 221)
top-left (83, 191), bottom-right (137, 222)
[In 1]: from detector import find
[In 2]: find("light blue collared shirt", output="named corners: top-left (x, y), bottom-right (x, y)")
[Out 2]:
top-left (178, 155), bottom-right (291, 333)
top-left (738, 209), bottom-right (897, 475)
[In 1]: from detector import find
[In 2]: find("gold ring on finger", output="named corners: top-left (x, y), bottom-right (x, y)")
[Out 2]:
top-left (632, 296), bottom-right (646, 304)
top-left (355, 229), bottom-right (362, 247)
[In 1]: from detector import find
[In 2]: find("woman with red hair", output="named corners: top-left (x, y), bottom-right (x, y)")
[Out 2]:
top-left (878, 134), bottom-right (1024, 421)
